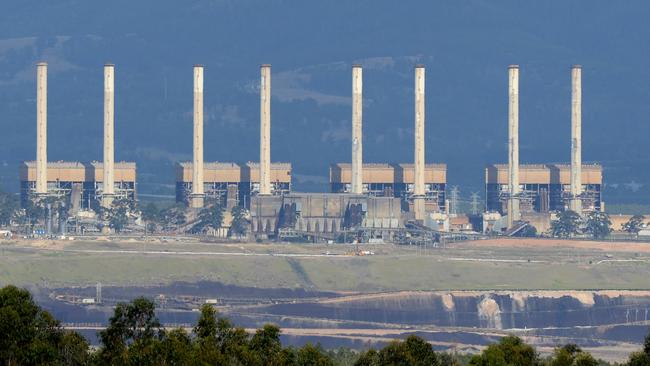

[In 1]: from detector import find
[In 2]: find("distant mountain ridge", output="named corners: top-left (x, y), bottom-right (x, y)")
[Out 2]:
top-left (0, 0), bottom-right (648, 204)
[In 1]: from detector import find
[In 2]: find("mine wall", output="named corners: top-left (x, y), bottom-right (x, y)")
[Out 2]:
top-left (251, 291), bottom-right (650, 330)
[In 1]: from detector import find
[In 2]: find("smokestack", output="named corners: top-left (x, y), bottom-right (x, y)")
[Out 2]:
top-left (351, 65), bottom-right (363, 195)
top-left (191, 65), bottom-right (205, 208)
top-left (36, 62), bottom-right (48, 195)
top-left (413, 65), bottom-right (426, 220)
top-left (507, 65), bottom-right (520, 228)
top-left (259, 64), bottom-right (271, 195)
top-left (570, 65), bottom-right (582, 213)
top-left (102, 64), bottom-right (115, 208)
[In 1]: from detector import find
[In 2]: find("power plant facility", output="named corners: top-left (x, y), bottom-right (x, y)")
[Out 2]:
top-left (329, 163), bottom-right (446, 212)
top-left (20, 161), bottom-right (136, 210)
top-left (485, 163), bottom-right (603, 214)
top-left (21, 63), bottom-right (137, 213)
top-left (249, 64), bottom-right (441, 238)
top-left (484, 65), bottom-right (601, 234)
top-left (176, 64), bottom-right (291, 210)
top-left (18, 61), bottom-right (606, 240)
top-left (175, 162), bottom-right (291, 208)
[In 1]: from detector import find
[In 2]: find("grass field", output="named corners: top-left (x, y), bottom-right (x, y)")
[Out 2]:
top-left (2, 237), bottom-right (650, 291)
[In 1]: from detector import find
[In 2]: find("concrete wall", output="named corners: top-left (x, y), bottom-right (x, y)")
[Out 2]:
top-left (250, 195), bottom-right (283, 233)
top-left (364, 196), bottom-right (401, 229)
top-left (251, 193), bottom-right (403, 234)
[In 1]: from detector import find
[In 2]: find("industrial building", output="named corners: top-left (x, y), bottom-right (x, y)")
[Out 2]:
top-left (250, 193), bottom-right (401, 235)
top-left (175, 162), bottom-right (291, 208)
top-left (330, 163), bottom-right (447, 212)
top-left (22, 62), bottom-right (137, 210)
top-left (485, 163), bottom-right (603, 214)
top-left (20, 161), bottom-right (137, 209)
top-left (490, 65), bottom-right (598, 230)
top-left (179, 64), bottom-right (291, 210)
top-left (17, 59), bottom-right (608, 239)
top-left (248, 64), bottom-right (438, 235)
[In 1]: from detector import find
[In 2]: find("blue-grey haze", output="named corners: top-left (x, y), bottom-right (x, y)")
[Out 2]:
top-left (0, 0), bottom-right (648, 204)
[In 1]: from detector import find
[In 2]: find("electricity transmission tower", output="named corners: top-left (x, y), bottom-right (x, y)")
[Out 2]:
top-left (470, 192), bottom-right (481, 215)
top-left (450, 186), bottom-right (460, 215)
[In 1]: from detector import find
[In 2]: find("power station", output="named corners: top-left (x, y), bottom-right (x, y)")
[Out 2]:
top-left (20, 63), bottom-right (137, 213)
top-left (175, 161), bottom-right (291, 208)
top-left (483, 65), bottom-right (601, 234)
top-left (176, 64), bottom-right (291, 210)
top-left (19, 62), bottom-right (603, 237)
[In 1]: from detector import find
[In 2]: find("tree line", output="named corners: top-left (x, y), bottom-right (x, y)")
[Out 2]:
top-left (141, 200), bottom-right (249, 237)
top-left (510, 210), bottom-right (646, 240)
top-left (2, 285), bottom-right (650, 365)
top-left (549, 211), bottom-right (646, 240)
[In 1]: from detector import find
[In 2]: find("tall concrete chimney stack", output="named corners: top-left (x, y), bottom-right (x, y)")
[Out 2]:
top-left (35, 62), bottom-right (48, 195)
top-left (570, 65), bottom-right (582, 213)
top-left (259, 64), bottom-right (271, 195)
top-left (507, 65), bottom-right (520, 228)
top-left (413, 65), bottom-right (426, 221)
top-left (191, 65), bottom-right (205, 208)
top-left (351, 65), bottom-right (363, 195)
top-left (102, 64), bottom-right (115, 208)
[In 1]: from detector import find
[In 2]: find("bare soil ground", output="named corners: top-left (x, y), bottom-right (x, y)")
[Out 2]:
top-left (2, 236), bottom-right (650, 291)
top-left (6, 235), bottom-right (647, 362)
top-left (459, 237), bottom-right (650, 253)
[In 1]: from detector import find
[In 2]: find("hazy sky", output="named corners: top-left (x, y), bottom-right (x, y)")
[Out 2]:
top-left (0, 1), bottom-right (648, 202)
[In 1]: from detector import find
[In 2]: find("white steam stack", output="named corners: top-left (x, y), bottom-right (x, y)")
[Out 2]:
top-left (570, 65), bottom-right (582, 213)
top-left (259, 64), bottom-right (272, 195)
top-left (102, 64), bottom-right (115, 208)
top-left (191, 65), bottom-right (205, 208)
top-left (351, 65), bottom-right (363, 195)
top-left (35, 62), bottom-right (48, 195)
top-left (413, 65), bottom-right (426, 221)
top-left (507, 65), bottom-right (520, 228)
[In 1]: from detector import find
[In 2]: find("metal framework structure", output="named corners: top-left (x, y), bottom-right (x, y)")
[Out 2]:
top-left (485, 163), bottom-right (602, 215)
top-left (330, 163), bottom-right (447, 212)
top-left (19, 161), bottom-right (136, 209)
top-left (175, 162), bottom-right (291, 208)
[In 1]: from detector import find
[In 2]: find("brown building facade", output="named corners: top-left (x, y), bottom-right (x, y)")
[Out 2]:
top-left (175, 162), bottom-right (291, 208)
top-left (330, 163), bottom-right (447, 212)
top-left (485, 163), bottom-right (603, 214)
top-left (19, 161), bottom-right (137, 209)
